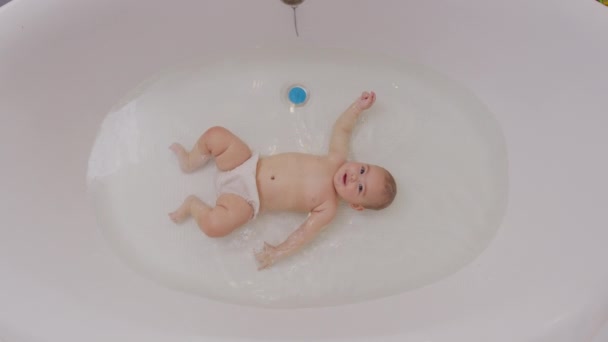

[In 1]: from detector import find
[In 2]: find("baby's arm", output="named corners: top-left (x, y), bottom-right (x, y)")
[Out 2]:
top-left (328, 91), bottom-right (376, 159)
top-left (255, 202), bottom-right (336, 270)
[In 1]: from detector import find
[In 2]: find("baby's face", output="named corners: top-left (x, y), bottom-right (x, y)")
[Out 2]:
top-left (333, 161), bottom-right (386, 210)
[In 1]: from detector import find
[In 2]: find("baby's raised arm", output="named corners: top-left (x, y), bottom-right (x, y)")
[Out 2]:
top-left (255, 202), bottom-right (336, 270)
top-left (328, 91), bottom-right (376, 160)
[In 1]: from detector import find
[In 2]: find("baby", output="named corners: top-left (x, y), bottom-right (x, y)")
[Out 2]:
top-left (169, 91), bottom-right (397, 270)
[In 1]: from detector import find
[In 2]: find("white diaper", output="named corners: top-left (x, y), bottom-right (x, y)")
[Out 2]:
top-left (215, 153), bottom-right (260, 218)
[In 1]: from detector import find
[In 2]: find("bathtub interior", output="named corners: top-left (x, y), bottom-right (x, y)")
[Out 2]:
top-left (1, 0), bottom-right (608, 341)
top-left (87, 48), bottom-right (508, 308)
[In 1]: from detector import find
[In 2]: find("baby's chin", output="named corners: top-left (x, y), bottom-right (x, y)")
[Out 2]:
top-left (332, 181), bottom-right (342, 196)
top-left (334, 188), bottom-right (351, 204)
top-left (333, 171), bottom-right (343, 186)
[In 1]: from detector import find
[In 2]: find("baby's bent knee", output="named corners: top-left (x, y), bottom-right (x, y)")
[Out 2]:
top-left (203, 126), bottom-right (230, 140)
top-left (196, 214), bottom-right (231, 238)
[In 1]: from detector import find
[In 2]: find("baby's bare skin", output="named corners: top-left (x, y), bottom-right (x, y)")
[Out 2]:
top-left (256, 152), bottom-right (339, 213)
top-left (170, 91), bottom-right (388, 269)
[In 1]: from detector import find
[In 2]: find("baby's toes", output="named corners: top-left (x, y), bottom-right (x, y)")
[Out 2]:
top-left (169, 143), bottom-right (184, 156)
top-left (169, 211), bottom-right (184, 223)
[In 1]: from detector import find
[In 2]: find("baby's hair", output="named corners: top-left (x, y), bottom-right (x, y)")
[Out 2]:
top-left (365, 168), bottom-right (397, 210)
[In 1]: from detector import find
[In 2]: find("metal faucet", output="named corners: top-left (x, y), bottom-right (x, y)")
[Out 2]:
top-left (282, 0), bottom-right (304, 6)
top-left (281, 0), bottom-right (305, 37)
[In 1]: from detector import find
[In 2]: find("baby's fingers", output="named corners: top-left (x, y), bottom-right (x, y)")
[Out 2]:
top-left (367, 91), bottom-right (376, 103)
top-left (257, 261), bottom-right (270, 271)
top-left (254, 248), bottom-right (273, 270)
top-left (256, 256), bottom-right (273, 270)
top-left (360, 91), bottom-right (372, 102)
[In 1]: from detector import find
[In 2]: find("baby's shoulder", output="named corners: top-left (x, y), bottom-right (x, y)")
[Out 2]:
top-left (324, 153), bottom-right (347, 170)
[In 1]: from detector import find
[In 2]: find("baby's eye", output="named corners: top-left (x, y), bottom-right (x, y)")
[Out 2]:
top-left (360, 166), bottom-right (365, 174)
top-left (358, 184), bottom-right (363, 193)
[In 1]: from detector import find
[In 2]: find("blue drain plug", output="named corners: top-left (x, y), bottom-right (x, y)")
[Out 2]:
top-left (287, 85), bottom-right (308, 106)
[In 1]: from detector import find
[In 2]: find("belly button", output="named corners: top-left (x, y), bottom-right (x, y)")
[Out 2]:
top-left (271, 176), bottom-right (275, 180)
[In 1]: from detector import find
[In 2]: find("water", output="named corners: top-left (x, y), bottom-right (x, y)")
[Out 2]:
top-left (87, 48), bottom-right (508, 308)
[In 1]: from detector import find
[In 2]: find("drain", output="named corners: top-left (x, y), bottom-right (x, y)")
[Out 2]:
top-left (287, 85), bottom-right (308, 106)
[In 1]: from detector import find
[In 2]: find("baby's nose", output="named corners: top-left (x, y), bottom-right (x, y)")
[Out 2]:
top-left (350, 173), bottom-right (358, 182)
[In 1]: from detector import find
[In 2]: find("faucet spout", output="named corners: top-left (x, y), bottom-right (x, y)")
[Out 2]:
top-left (281, 0), bottom-right (304, 6)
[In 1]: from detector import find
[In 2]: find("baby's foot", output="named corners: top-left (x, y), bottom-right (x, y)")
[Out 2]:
top-left (169, 143), bottom-right (210, 173)
top-left (169, 143), bottom-right (192, 172)
top-left (169, 201), bottom-right (190, 223)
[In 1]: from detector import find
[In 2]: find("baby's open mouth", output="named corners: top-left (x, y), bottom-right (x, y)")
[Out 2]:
top-left (343, 173), bottom-right (347, 185)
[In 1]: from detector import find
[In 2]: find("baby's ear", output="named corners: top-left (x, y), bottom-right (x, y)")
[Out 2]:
top-left (350, 203), bottom-right (365, 211)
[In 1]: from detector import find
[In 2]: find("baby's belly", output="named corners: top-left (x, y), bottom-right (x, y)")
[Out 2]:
top-left (255, 153), bottom-right (333, 213)
top-left (256, 172), bottom-right (311, 213)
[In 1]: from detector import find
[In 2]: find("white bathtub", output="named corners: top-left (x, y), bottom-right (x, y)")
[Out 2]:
top-left (1, 0), bottom-right (607, 341)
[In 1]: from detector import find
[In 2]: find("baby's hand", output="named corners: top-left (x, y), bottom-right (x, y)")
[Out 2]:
top-left (355, 91), bottom-right (376, 110)
top-left (255, 242), bottom-right (278, 270)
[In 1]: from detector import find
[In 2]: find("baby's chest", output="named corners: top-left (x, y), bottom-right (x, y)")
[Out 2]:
top-left (300, 177), bottom-right (334, 208)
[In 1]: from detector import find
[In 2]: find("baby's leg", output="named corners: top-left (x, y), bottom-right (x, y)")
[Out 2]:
top-left (170, 126), bottom-right (251, 173)
top-left (169, 194), bottom-right (253, 238)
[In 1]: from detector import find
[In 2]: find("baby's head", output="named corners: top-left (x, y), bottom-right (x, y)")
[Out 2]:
top-left (333, 161), bottom-right (397, 211)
